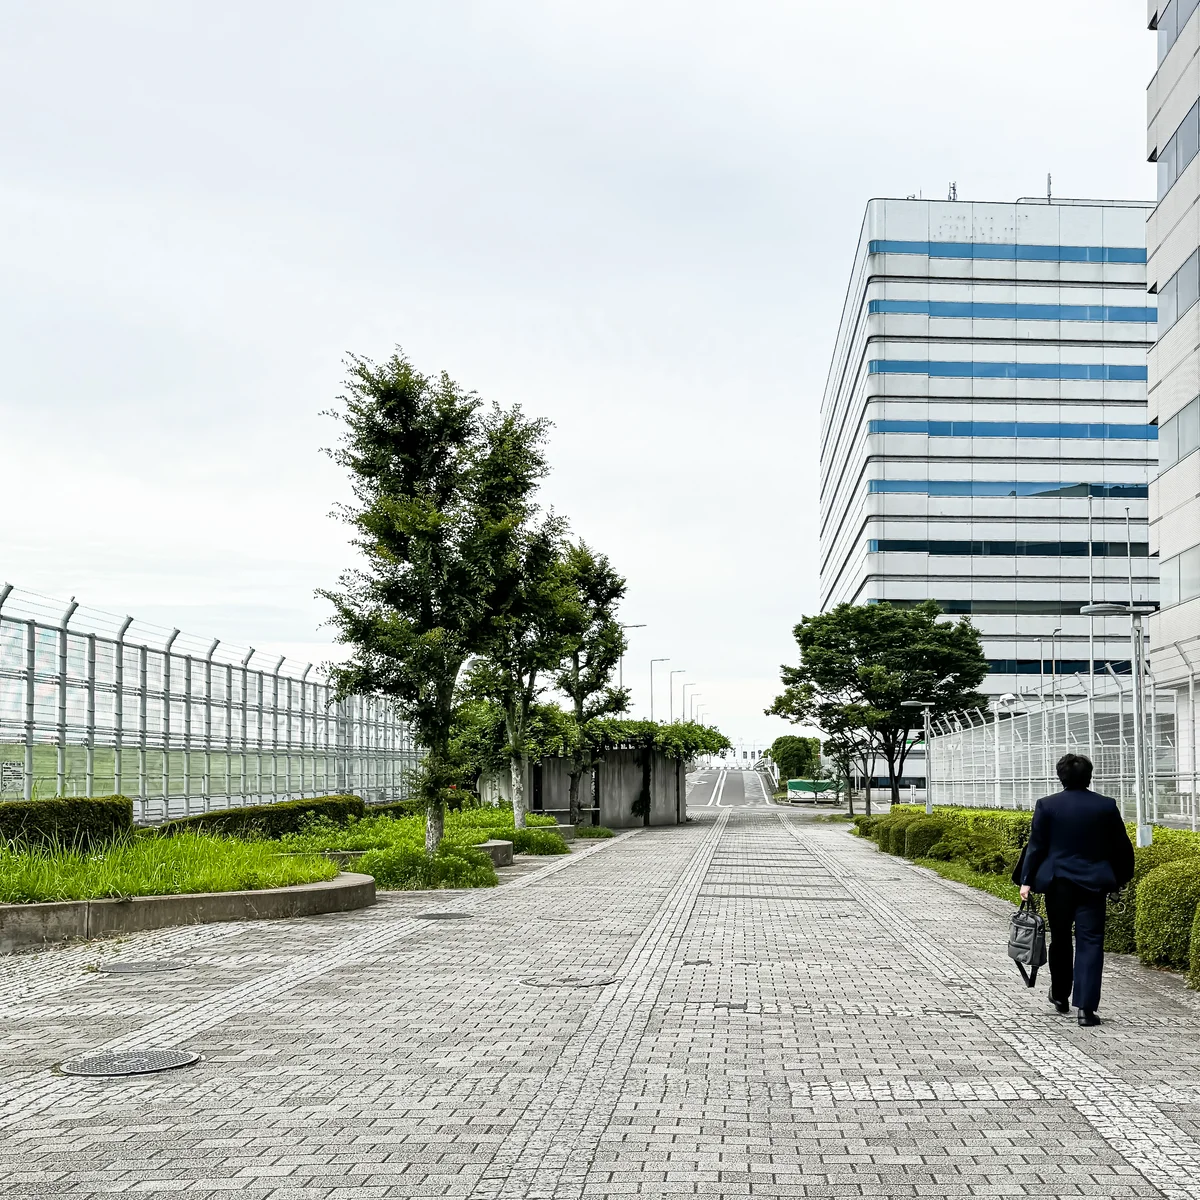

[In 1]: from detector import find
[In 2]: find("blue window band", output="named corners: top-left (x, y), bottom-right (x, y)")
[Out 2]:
top-left (868, 539), bottom-right (1151, 557)
top-left (866, 480), bottom-right (1149, 498)
top-left (868, 240), bottom-right (1146, 264)
top-left (868, 360), bottom-right (1148, 381)
top-left (868, 299), bottom-right (1156, 323)
top-left (987, 659), bottom-right (1131, 676)
top-left (868, 419), bottom-right (1157, 440)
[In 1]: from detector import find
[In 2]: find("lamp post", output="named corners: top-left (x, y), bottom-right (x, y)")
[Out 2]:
top-left (690, 695), bottom-right (702, 721)
top-left (618, 624), bottom-right (646, 691)
top-left (1082, 603), bottom-right (1156, 846)
top-left (649, 658), bottom-right (669, 722)
top-left (901, 699), bottom-right (935, 815)
top-left (669, 670), bottom-right (685, 723)
top-left (682, 683), bottom-right (696, 722)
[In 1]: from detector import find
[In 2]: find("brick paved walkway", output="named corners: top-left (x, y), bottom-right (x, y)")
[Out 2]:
top-left (4, 808), bottom-right (1200, 1198)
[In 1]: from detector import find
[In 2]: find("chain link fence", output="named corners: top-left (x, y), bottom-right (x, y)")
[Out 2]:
top-left (927, 636), bottom-right (1200, 829)
top-left (0, 585), bottom-right (419, 823)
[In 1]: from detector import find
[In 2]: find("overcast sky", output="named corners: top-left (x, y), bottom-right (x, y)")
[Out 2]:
top-left (0, 0), bottom-right (1155, 750)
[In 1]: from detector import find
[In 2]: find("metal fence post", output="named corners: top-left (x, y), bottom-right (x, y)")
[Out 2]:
top-left (138, 644), bottom-right (148, 809)
top-left (162, 630), bottom-right (179, 813)
top-left (203, 639), bottom-right (219, 803)
top-left (24, 620), bottom-right (36, 801)
top-left (57, 598), bottom-right (78, 797)
top-left (113, 617), bottom-right (133, 800)
top-left (85, 633), bottom-right (96, 797)
top-left (241, 649), bottom-right (254, 804)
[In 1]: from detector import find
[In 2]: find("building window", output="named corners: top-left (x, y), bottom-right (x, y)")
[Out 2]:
top-left (866, 480), bottom-right (1149, 498)
top-left (868, 419), bottom-right (1157, 440)
top-left (1158, 396), bottom-right (1200, 473)
top-left (872, 599), bottom-right (1159, 616)
top-left (1159, 543), bottom-right (1200, 609)
top-left (868, 240), bottom-right (1146, 264)
top-left (1155, 248), bottom-right (1200, 337)
top-left (1157, 97), bottom-right (1200, 199)
top-left (868, 299), bottom-right (1156, 323)
top-left (986, 659), bottom-right (1132, 675)
top-left (868, 360), bottom-right (1148, 381)
top-left (1158, 0), bottom-right (1200, 65)
top-left (868, 539), bottom-right (1151, 557)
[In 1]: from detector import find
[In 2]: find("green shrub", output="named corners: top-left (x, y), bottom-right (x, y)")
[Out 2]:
top-left (883, 814), bottom-right (922, 854)
top-left (0, 796), bottom-right (133, 848)
top-left (367, 799), bottom-right (425, 819)
top-left (890, 804), bottom-right (1031, 849)
top-left (1188, 903), bottom-right (1200, 989)
top-left (904, 817), bottom-right (948, 860)
top-left (852, 814), bottom-right (883, 838)
top-left (1107, 837), bottom-right (1200, 953)
top-left (159, 795), bottom-right (366, 839)
top-left (511, 828), bottom-right (569, 855)
top-left (1135, 857), bottom-right (1200, 970)
top-left (576, 825), bottom-right (615, 839)
top-left (358, 843), bottom-right (497, 890)
top-left (926, 826), bottom-right (1016, 875)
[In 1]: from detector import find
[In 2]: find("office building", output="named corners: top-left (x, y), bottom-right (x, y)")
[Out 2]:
top-left (820, 197), bottom-right (1158, 762)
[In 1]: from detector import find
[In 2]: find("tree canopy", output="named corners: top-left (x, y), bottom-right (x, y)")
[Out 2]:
top-left (769, 735), bottom-right (821, 780)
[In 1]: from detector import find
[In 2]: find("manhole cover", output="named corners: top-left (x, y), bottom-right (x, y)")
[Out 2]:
top-left (416, 912), bottom-right (472, 921)
top-left (522, 973), bottom-right (619, 988)
top-left (98, 961), bottom-right (188, 975)
top-left (59, 1049), bottom-right (201, 1077)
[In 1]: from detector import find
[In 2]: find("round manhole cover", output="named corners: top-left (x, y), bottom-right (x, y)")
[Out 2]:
top-left (522, 973), bottom-right (619, 988)
top-left (416, 912), bottom-right (472, 920)
top-left (98, 961), bottom-right (188, 975)
top-left (59, 1049), bottom-right (201, 1077)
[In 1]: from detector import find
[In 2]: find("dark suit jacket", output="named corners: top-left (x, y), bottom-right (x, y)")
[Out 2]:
top-left (1018, 788), bottom-right (1135, 894)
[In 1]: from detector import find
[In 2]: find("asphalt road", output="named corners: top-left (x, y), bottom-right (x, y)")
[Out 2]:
top-left (685, 767), bottom-right (775, 808)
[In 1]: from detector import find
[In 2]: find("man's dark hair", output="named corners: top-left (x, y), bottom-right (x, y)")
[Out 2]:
top-left (1056, 753), bottom-right (1093, 790)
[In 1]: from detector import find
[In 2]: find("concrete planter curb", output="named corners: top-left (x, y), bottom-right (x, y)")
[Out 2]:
top-left (0, 872), bottom-right (376, 954)
top-left (479, 839), bottom-right (514, 867)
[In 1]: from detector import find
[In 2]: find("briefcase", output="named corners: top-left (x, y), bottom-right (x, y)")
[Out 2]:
top-left (1008, 898), bottom-right (1047, 987)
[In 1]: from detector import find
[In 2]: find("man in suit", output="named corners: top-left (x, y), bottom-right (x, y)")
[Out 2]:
top-left (1019, 753), bottom-right (1134, 1026)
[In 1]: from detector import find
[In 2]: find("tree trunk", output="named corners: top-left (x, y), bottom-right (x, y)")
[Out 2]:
top-left (844, 766), bottom-right (855, 817)
top-left (511, 752), bottom-right (527, 828)
top-left (425, 800), bottom-right (445, 854)
top-left (887, 745), bottom-right (901, 806)
top-left (567, 765), bottom-right (583, 827)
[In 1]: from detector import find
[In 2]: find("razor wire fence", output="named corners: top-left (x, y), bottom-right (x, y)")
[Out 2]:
top-left (927, 641), bottom-right (1200, 829)
top-left (0, 584), bottom-right (419, 823)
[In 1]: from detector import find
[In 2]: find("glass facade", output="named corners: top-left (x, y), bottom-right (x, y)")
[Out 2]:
top-left (869, 299), bottom-right (1156, 323)
top-left (1158, 0), bottom-right (1200, 63)
top-left (868, 539), bottom-right (1151, 557)
top-left (868, 360), bottom-right (1148, 381)
top-left (987, 658), bottom-right (1132, 675)
top-left (1158, 395), bottom-right (1200, 472)
top-left (1157, 97), bottom-right (1200, 199)
top-left (1154, 247), bottom-right (1199, 335)
top-left (868, 240), bottom-right (1145, 263)
top-left (1159, 542), bottom-right (1200, 608)
top-left (877, 599), bottom-right (1157, 616)
top-left (868, 419), bottom-right (1157, 440)
top-left (866, 480), bottom-right (1148, 498)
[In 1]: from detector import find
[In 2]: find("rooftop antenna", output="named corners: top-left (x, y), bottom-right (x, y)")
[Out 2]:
top-left (1047, 172), bottom-right (1052, 201)
top-left (948, 181), bottom-right (957, 201)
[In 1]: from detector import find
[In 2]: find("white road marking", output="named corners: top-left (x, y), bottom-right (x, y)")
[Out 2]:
top-left (709, 770), bottom-right (728, 806)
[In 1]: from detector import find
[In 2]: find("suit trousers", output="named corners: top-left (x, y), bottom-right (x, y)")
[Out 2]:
top-left (1044, 878), bottom-right (1108, 1012)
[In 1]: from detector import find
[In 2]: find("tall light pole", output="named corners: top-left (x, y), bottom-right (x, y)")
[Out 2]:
top-left (618, 624), bottom-right (646, 691)
top-left (669, 670), bottom-right (685, 723)
top-left (901, 699), bottom-right (935, 815)
top-left (649, 658), bottom-right (669, 722)
top-left (1083, 602), bottom-right (1156, 846)
top-left (690, 694), bottom-right (702, 721)
top-left (682, 682), bottom-right (696, 722)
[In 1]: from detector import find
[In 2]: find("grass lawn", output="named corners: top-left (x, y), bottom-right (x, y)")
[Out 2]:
top-left (914, 856), bottom-right (1020, 905)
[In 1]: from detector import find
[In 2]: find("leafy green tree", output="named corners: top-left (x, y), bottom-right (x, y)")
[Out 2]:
top-left (768, 735), bottom-right (821, 780)
top-left (320, 350), bottom-right (550, 852)
top-left (552, 541), bottom-right (629, 826)
top-left (467, 514), bottom-right (571, 828)
top-left (767, 601), bottom-right (988, 807)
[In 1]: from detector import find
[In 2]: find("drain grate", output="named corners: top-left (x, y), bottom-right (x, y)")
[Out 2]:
top-left (522, 973), bottom-right (619, 988)
top-left (59, 1049), bottom-right (201, 1077)
top-left (98, 961), bottom-right (188, 975)
top-left (683, 959), bottom-right (712, 966)
top-left (416, 912), bottom-right (472, 921)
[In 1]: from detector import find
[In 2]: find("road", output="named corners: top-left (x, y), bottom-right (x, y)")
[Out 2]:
top-left (686, 766), bottom-right (775, 807)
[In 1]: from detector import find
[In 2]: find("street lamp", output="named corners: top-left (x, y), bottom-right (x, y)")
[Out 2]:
top-left (690, 694), bottom-right (702, 721)
top-left (618, 624), bottom-right (646, 690)
top-left (682, 682), bottom-right (696, 721)
top-left (901, 699), bottom-right (935, 815)
top-left (649, 658), bottom-right (669, 722)
top-left (1082, 602), bottom-right (1156, 846)
top-left (669, 670), bottom-right (686, 723)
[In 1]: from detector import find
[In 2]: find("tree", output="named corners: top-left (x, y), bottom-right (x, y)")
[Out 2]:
top-left (767, 601), bottom-right (988, 808)
top-left (552, 541), bottom-right (629, 826)
top-left (320, 350), bottom-right (550, 853)
top-left (768, 735), bottom-right (821, 781)
top-left (467, 513), bottom-right (570, 829)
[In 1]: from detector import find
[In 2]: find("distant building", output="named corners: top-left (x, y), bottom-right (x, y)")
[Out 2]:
top-left (1146, 4), bottom-right (1200, 763)
top-left (820, 197), bottom-right (1158, 716)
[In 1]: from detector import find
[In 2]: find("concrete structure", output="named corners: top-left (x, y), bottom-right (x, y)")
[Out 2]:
top-left (1147, 2), bottom-right (1200, 784)
top-left (821, 199), bottom-right (1158, 724)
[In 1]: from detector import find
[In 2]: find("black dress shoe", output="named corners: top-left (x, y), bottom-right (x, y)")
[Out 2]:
top-left (1078, 1010), bottom-right (1101, 1026)
top-left (1048, 988), bottom-right (1070, 1014)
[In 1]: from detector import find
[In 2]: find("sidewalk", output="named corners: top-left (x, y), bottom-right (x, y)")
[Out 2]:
top-left (2, 809), bottom-right (1199, 1198)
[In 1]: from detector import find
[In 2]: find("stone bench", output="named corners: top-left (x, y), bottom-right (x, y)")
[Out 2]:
top-left (479, 839), bottom-right (514, 867)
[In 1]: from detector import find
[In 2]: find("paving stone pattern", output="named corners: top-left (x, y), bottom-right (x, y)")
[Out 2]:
top-left (3, 807), bottom-right (1200, 1197)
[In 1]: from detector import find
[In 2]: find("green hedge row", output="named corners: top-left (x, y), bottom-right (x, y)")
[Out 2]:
top-left (0, 796), bottom-right (133, 847)
top-left (159, 795), bottom-right (365, 839)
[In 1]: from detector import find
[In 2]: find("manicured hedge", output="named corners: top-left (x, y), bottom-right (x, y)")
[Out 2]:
top-left (510, 828), bottom-right (569, 855)
top-left (0, 796), bottom-right (133, 847)
top-left (1135, 857), bottom-right (1200, 970)
top-left (1106, 837), bottom-right (1200, 954)
top-left (904, 817), bottom-right (949, 860)
top-left (852, 814), bottom-right (884, 839)
top-left (890, 804), bottom-right (1031, 850)
top-left (159, 795), bottom-right (366, 839)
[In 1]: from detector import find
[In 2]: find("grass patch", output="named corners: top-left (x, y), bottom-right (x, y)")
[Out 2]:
top-left (511, 828), bottom-right (569, 855)
top-left (358, 843), bottom-right (497, 890)
top-left (0, 833), bottom-right (337, 903)
top-left (914, 856), bottom-right (1020, 905)
top-left (576, 825), bottom-right (615, 839)
top-left (809, 813), bottom-right (852, 824)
